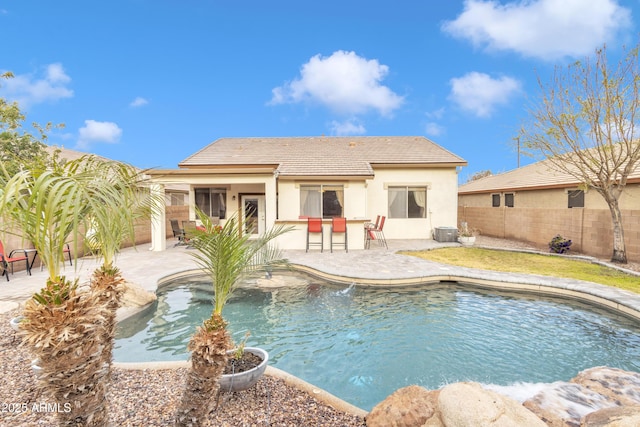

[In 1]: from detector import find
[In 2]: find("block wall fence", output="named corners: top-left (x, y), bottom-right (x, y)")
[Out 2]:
top-left (458, 206), bottom-right (640, 263)
top-left (1, 205), bottom-right (190, 274)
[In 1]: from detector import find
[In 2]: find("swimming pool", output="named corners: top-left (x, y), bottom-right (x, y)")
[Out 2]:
top-left (114, 272), bottom-right (640, 411)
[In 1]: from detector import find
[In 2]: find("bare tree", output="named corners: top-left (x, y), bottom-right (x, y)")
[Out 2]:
top-left (466, 169), bottom-right (493, 183)
top-left (520, 43), bottom-right (640, 264)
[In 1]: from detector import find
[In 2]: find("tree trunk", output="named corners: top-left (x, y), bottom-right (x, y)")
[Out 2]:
top-left (608, 198), bottom-right (628, 264)
top-left (174, 315), bottom-right (231, 427)
top-left (90, 265), bottom-right (125, 372)
top-left (21, 278), bottom-right (111, 426)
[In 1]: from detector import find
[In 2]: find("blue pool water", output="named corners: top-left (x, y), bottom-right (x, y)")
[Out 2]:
top-left (114, 273), bottom-right (640, 411)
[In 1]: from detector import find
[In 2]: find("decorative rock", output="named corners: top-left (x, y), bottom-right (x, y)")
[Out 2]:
top-left (255, 274), bottom-right (309, 288)
top-left (366, 385), bottom-right (441, 427)
top-left (438, 382), bottom-right (546, 427)
top-left (571, 367), bottom-right (640, 407)
top-left (523, 381), bottom-right (618, 427)
top-left (120, 281), bottom-right (157, 307)
top-left (582, 405), bottom-right (640, 426)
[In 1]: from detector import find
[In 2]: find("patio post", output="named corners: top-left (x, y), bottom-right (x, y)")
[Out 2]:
top-left (150, 183), bottom-right (167, 251)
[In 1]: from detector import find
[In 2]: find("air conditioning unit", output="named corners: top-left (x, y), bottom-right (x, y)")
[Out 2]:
top-left (434, 226), bottom-right (458, 242)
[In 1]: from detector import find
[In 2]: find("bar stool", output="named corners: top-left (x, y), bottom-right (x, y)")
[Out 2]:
top-left (306, 217), bottom-right (323, 252)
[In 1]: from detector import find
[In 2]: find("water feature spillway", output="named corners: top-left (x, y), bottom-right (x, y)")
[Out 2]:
top-left (114, 273), bottom-right (640, 411)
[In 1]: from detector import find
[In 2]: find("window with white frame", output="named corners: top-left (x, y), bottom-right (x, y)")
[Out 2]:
top-left (195, 187), bottom-right (227, 219)
top-left (300, 184), bottom-right (344, 218)
top-left (388, 186), bottom-right (427, 218)
top-left (492, 194), bottom-right (500, 207)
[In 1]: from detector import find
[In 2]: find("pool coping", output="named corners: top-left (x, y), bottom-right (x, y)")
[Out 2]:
top-left (288, 263), bottom-right (640, 322)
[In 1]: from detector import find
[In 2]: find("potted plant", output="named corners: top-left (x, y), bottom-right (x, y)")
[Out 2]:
top-left (458, 222), bottom-right (477, 247)
top-left (219, 331), bottom-right (269, 392)
top-left (10, 315), bottom-right (25, 331)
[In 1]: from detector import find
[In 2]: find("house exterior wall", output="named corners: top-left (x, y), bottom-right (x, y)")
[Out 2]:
top-left (368, 167), bottom-right (459, 239)
top-left (459, 184), bottom-right (640, 210)
top-left (458, 182), bottom-right (640, 262)
top-left (275, 179), bottom-right (368, 250)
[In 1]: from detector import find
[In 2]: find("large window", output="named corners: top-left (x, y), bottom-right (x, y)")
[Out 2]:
top-left (388, 186), bottom-right (427, 218)
top-left (300, 184), bottom-right (344, 218)
top-left (568, 189), bottom-right (584, 208)
top-left (195, 188), bottom-right (227, 219)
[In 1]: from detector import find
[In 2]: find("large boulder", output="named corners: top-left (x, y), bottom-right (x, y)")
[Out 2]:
top-left (366, 385), bottom-right (441, 427)
top-left (582, 405), bottom-right (640, 426)
top-left (523, 381), bottom-right (618, 427)
top-left (438, 382), bottom-right (546, 427)
top-left (120, 281), bottom-right (157, 307)
top-left (523, 367), bottom-right (640, 427)
top-left (571, 367), bottom-right (640, 407)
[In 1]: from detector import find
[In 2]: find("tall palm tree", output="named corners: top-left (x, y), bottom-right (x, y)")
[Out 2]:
top-left (174, 208), bottom-right (291, 427)
top-left (0, 155), bottom-right (158, 426)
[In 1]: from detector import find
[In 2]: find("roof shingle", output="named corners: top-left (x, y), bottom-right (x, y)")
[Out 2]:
top-left (179, 136), bottom-right (466, 176)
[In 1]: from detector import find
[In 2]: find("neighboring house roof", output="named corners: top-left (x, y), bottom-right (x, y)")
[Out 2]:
top-left (46, 145), bottom-right (100, 162)
top-left (178, 136), bottom-right (467, 177)
top-left (44, 145), bottom-right (195, 192)
top-left (459, 157), bottom-right (640, 194)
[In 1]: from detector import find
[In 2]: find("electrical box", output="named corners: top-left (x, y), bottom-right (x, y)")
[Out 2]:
top-left (434, 226), bottom-right (458, 242)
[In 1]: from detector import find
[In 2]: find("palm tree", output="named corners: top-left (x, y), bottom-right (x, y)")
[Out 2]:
top-left (74, 156), bottom-right (162, 373)
top-left (174, 208), bottom-right (291, 427)
top-left (0, 155), bottom-right (158, 426)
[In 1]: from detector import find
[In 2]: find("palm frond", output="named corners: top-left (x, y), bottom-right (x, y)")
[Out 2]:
top-left (189, 207), bottom-right (293, 315)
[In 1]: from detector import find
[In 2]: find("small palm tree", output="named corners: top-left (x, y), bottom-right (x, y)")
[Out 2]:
top-left (74, 156), bottom-right (162, 372)
top-left (174, 208), bottom-right (291, 426)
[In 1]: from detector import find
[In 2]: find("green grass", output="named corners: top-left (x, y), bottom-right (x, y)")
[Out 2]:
top-left (402, 247), bottom-right (640, 293)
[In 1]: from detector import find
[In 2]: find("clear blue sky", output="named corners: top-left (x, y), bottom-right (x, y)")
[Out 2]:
top-left (2, 0), bottom-right (638, 181)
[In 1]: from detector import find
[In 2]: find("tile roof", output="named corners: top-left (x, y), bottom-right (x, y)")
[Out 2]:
top-left (179, 136), bottom-right (466, 176)
top-left (459, 156), bottom-right (640, 194)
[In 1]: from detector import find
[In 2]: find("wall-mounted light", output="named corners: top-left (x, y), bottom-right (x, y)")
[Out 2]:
top-left (232, 195), bottom-right (236, 201)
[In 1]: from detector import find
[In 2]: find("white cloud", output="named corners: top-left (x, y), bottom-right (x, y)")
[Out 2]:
top-left (330, 118), bottom-right (366, 136)
top-left (442, 0), bottom-right (631, 60)
top-left (425, 122), bottom-right (445, 137)
top-left (270, 50), bottom-right (403, 117)
top-left (449, 72), bottom-right (522, 118)
top-left (130, 97), bottom-right (149, 107)
top-left (426, 108), bottom-right (446, 121)
top-left (0, 63), bottom-right (73, 109)
top-left (77, 120), bottom-right (122, 149)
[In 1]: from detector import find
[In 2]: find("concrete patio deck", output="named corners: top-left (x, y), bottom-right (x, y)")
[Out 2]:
top-left (2, 237), bottom-right (640, 322)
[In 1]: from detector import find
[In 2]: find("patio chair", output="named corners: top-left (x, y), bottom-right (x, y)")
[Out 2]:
top-left (63, 243), bottom-right (73, 266)
top-left (306, 217), bottom-right (323, 252)
top-left (364, 215), bottom-right (380, 249)
top-left (330, 217), bottom-right (348, 253)
top-left (170, 219), bottom-right (186, 245)
top-left (365, 215), bottom-right (387, 249)
top-left (182, 220), bottom-right (197, 243)
top-left (0, 240), bottom-right (31, 281)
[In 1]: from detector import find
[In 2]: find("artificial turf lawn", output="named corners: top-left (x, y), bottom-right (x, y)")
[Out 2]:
top-left (402, 247), bottom-right (640, 293)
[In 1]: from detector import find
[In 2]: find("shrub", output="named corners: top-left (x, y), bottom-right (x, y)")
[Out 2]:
top-left (549, 234), bottom-right (572, 254)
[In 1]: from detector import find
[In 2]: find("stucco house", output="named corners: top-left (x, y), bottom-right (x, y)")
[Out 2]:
top-left (149, 136), bottom-right (467, 251)
top-left (458, 158), bottom-right (640, 261)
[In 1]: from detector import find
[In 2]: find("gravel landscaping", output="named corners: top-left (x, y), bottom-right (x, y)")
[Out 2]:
top-left (0, 310), bottom-right (365, 427)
